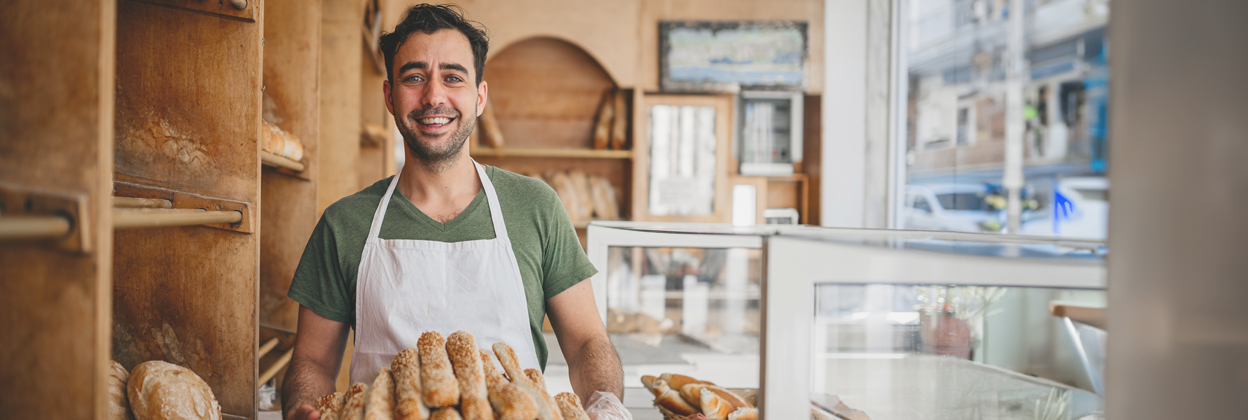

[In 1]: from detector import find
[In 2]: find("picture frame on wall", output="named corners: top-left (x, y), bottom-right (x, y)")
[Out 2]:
top-left (659, 20), bottom-right (809, 92)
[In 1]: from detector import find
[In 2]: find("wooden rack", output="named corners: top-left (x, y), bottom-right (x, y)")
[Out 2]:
top-left (0, 216), bottom-right (72, 240)
top-left (261, 150), bottom-right (307, 172)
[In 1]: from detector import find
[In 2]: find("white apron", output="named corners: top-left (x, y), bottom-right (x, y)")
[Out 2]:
top-left (349, 161), bottom-right (541, 384)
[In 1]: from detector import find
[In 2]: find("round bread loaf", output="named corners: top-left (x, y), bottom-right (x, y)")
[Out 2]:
top-left (108, 360), bottom-right (135, 420)
top-left (127, 361), bottom-right (221, 420)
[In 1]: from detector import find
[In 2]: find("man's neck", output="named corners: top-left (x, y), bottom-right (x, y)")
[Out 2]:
top-left (397, 151), bottom-right (481, 223)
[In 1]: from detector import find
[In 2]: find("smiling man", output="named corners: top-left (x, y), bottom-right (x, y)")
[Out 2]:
top-left (281, 4), bottom-right (625, 420)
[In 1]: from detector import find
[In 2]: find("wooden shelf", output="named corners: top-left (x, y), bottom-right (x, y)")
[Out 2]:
top-left (471, 147), bottom-right (633, 159)
top-left (261, 150), bottom-right (306, 172)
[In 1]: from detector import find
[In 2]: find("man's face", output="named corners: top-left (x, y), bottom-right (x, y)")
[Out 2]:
top-left (384, 29), bottom-right (487, 169)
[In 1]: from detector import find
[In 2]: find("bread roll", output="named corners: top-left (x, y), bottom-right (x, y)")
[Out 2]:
top-left (340, 383), bottom-right (368, 420)
top-left (127, 361), bottom-right (221, 420)
top-left (418, 332), bottom-right (460, 408)
top-left (700, 388), bottom-right (733, 420)
top-left (726, 407), bottom-right (758, 420)
top-left (260, 121), bottom-right (275, 153)
top-left (492, 342), bottom-right (563, 420)
top-left (654, 390), bottom-right (697, 416)
top-left (735, 389), bottom-right (758, 407)
top-left (265, 122), bottom-right (286, 157)
top-left (650, 379), bottom-right (673, 397)
top-left (446, 331), bottom-right (492, 420)
top-left (479, 349), bottom-right (537, 420)
top-left (588, 175), bottom-right (619, 220)
top-left (364, 367), bottom-right (396, 420)
top-left (554, 393), bottom-right (590, 420)
top-left (640, 375), bottom-right (658, 395)
top-left (703, 385), bottom-right (751, 409)
top-left (565, 170), bottom-right (594, 222)
top-left (428, 407), bottom-right (462, 420)
top-left (108, 360), bottom-right (134, 420)
top-left (391, 348), bottom-right (428, 420)
top-left (315, 392), bottom-right (345, 420)
top-left (282, 132), bottom-right (303, 161)
top-left (661, 373), bottom-right (711, 392)
top-left (678, 383), bottom-right (707, 410)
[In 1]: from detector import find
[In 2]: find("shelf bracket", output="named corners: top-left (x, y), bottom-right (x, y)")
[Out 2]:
top-left (114, 181), bottom-right (254, 234)
top-left (0, 182), bottom-right (90, 253)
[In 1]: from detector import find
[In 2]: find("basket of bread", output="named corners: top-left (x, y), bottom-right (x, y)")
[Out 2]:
top-left (316, 330), bottom-right (589, 420)
top-left (640, 373), bottom-right (756, 420)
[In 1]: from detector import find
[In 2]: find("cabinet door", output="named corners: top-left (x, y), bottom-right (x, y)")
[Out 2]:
top-left (633, 94), bottom-right (734, 223)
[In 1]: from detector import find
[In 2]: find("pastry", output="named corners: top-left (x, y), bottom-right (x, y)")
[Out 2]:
top-left (492, 342), bottom-right (562, 420)
top-left (479, 349), bottom-right (537, 420)
top-left (700, 388), bottom-right (733, 420)
top-left (554, 393), bottom-right (590, 420)
top-left (654, 390), bottom-right (697, 416)
top-left (315, 392), bottom-right (344, 420)
top-left (428, 408), bottom-right (462, 420)
top-left (364, 367), bottom-right (396, 420)
top-left (640, 375), bottom-right (659, 396)
top-left (678, 383), bottom-right (707, 410)
top-left (418, 332), bottom-right (460, 408)
top-left (340, 383), bottom-right (368, 420)
top-left (127, 361), bottom-right (221, 420)
top-left (446, 331), bottom-right (492, 420)
top-left (391, 348), bottom-right (428, 420)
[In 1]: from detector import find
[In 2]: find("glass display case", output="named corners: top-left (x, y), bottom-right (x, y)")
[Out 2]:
top-left (587, 222), bottom-right (1106, 420)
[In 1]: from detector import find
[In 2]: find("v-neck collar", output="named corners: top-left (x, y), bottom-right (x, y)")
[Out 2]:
top-left (388, 173), bottom-right (488, 233)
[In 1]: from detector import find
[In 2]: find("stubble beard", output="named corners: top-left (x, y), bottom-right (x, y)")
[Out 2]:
top-left (397, 103), bottom-right (477, 174)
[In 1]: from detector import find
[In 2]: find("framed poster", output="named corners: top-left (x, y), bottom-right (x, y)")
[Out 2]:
top-left (659, 21), bottom-right (808, 92)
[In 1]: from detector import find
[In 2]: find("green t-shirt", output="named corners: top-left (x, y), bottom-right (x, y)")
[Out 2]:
top-left (287, 165), bottom-right (597, 370)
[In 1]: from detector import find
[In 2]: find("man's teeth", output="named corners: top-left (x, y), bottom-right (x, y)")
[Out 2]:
top-left (419, 117), bottom-right (451, 125)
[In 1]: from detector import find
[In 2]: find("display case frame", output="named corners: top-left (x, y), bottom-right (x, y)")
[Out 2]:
top-left (587, 221), bottom-right (1107, 419)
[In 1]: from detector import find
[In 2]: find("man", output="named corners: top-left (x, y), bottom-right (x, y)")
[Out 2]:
top-left (282, 5), bottom-right (625, 420)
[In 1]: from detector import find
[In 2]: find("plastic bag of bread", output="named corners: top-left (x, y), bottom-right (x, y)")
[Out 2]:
top-left (127, 360), bottom-right (221, 420)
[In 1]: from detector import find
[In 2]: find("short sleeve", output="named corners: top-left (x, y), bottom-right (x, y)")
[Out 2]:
top-left (539, 195), bottom-right (599, 300)
top-left (287, 214), bottom-right (354, 324)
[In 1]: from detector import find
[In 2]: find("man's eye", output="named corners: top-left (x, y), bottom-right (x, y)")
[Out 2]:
top-left (447, 75), bottom-right (462, 83)
top-left (404, 75), bottom-right (422, 82)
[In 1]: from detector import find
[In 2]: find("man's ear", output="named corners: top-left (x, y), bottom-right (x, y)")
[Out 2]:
top-left (476, 80), bottom-right (488, 117)
top-left (384, 79), bottom-right (394, 116)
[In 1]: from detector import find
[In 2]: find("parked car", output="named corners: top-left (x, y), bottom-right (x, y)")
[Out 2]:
top-left (902, 184), bottom-right (999, 233)
top-left (1021, 177), bottom-right (1109, 239)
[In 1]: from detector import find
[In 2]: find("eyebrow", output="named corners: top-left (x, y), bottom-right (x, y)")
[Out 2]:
top-left (397, 61), bottom-right (469, 76)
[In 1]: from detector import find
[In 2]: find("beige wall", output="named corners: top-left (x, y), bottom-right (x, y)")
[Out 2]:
top-left (381, 0), bottom-right (823, 92)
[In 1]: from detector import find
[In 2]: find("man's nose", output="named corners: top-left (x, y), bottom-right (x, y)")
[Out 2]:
top-left (422, 78), bottom-right (448, 108)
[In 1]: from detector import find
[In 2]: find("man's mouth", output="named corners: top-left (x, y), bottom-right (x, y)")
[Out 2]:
top-left (416, 116), bottom-right (455, 128)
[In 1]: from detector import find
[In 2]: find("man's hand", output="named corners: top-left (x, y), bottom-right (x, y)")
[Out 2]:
top-left (584, 391), bottom-right (633, 420)
top-left (281, 306), bottom-right (350, 420)
top-left (546, 279), bottom-right (624, 403)
top-left (285, 404), bottom-right (321, 420)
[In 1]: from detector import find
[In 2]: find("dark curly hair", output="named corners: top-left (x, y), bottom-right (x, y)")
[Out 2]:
top-left (379, 4), bottom-right (490, 85)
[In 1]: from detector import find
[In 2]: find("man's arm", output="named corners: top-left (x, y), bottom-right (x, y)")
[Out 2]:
top-left (546, 279), bottom-right (623, 403)
top-left (282, 305), bottom-right (351, 420)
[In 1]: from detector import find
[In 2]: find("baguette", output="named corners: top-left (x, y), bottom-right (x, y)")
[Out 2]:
top-left (446, 331), bottom-right (493, 420)
top-left (479, 349), bottom-right (538, 420)
top-left (364, 368), bottom-right (396, 420)
top-left (315, 392), bottom-right (345, 420)
top-left (391, 348), bottom-right (429, 420)
top-left (651, 379), bottom-right (673, 396)
top-left (703, 385), bottom-right (752, 409)
top-left (678, 383), bottom-right (707, 410)
top-left (340, 383), bottom-right (368, 420)
top-left (610, 88), bottom-right (628, 149)
top-left (554, 393), bottom-right (590, 420)
top-left (493, 342), bottom-right (563, 420)
top-left (566, 169), bottom-right (594, 222)
top-left (726, 407), bottom-right (758, 420)
top-left (418, 332), bottom-right (460, 408)
top-left (592, 89), bottom-right (614, 150)
top-left (654, 390), bottom-right (698, 416)
top-left (640, 375), bottom-right (659, 396)
top-left (700, 388), bottom-right (734, 420)
top-left (428, 408), bottom-right (462, 420)
top-left (661, 373), bottom-right (712, 391)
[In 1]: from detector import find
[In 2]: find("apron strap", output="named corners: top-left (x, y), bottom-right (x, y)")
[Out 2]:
top-left (367, 172), bottom-right (403, 241)
top-left (368, 160), bottom-right (509, 243)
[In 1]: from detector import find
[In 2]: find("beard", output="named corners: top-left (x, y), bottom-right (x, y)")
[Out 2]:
top-left (396, 103), bottom-right (477, 173)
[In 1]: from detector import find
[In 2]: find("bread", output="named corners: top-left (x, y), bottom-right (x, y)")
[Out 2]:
top-left (492, 342), bottom-right (563, 420)
top-left (364, 367), bottom-right (396, 420)
top-left (592, 89), bottom-right (615, 150)
top-left (650, 379), bottom-right (673, 396)
top-left (678, 383), bottom-right (707, 409)
top-left (260, 121), bottom-right (274, 153)
top-left (428, 408), bottom-right (462, 420)
top-left (340, 383), bottom-right (368, 420)
top-left (661, 373), bottom-right (712, 391)
top-left (654, 390), bottom-right (698, 416)
top-left (545, 171), bottom-right (582, 223)
top-left (700, 388), bottom-right (733, 420)
top-left (640, 375), bottom-right (658, 395)
top-left (108, 360), bottom-right (134, 420)
top-left (390, 348), bottom-right (429, 420)
top-left (610, 88), bottom-right (628, 149)
top-left (127, 360), bottom-right (221, 420)
top-left (726, 407), bottom-right (758, 420)
top-left (315, 392), bottom-right (345, 420)
top-left (282, 131), bottom-right (303, 161)
top-left (479, 349), bottom-right (537, 420)
top-left (588, 175), bottom-right (619, 220)
top-left (446, 331), bottom-right (492, 420)
top-left (554, 393), bottom-right (590, 420)
top-left (418, 332), bottom-right (460, 408)
top-left (703, 385), bottom-right (752, 409)
top-left (565, 169), bottom-right (594, 222)
top-left (264, 121), bottom-right (286, 157)
top-left (735, 389), bottom-right (758, 407)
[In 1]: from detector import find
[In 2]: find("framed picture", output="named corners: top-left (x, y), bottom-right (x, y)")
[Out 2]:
top-left (634, 94), bottom-right (734, 223)
top-left (659, 21), bottom-right (808, 92)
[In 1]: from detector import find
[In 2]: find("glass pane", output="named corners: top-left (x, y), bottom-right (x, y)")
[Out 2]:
top-left (605, 246), bottom-right (761, 388)
top-left (901, 0), bottom-right (1111, 239)
top-left (813, 284), bottom-right (1106, 420)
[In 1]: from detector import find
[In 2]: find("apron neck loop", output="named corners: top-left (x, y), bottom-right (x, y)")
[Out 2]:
top-left (367, 159), bottom-right (510, 243)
